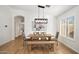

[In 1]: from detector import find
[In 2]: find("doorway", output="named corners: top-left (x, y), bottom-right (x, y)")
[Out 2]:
top-left (14, 16), bottom-right (24, 38)
top-left (14, 16), bottom-right (25, 52)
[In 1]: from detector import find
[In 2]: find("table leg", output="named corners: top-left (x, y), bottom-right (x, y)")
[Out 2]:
top-left (54, 42), bottom-right (58, 54)
top-left (29, 44), bottom-right (32, 53)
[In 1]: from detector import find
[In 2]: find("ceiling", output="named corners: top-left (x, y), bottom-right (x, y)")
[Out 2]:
top-left (9, 5), bottom-right (76, 16)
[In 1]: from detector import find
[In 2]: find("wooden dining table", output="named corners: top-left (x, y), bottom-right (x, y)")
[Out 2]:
top-left (25, 32), bottom-right (57, 53)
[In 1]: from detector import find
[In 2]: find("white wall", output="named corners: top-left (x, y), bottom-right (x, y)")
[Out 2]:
top-left (24, 12), bottom-right (57, 36)
top-left (57, 6), bottom-right (79, 53)
top-left (47, 15), bottom-right (57, 35)
top-left (0, 6), bottom-right (29, 45)
top-left (0, 6), bottom-right (12, 45)
top-left (10, 6), bottom-right (57, 38)
top-left (6, 7), bottom-right (36, 39)
top-left (0, 6), bottom-right (57, 46)
top-left (15, 17), bottom-right (24, 37)
top-left (10, 8), bottom-right (28, 39)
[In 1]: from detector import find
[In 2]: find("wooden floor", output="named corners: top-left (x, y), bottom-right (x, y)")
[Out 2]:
top-left (0, 36), bottom-right (77, 54)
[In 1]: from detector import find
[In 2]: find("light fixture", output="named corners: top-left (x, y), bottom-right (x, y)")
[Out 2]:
top-left (34, 5), bottom-right (48, 24)
top-left (46, 5), bottom-right (51, 8)
top-left (33, 5), bottom-right (49, 31)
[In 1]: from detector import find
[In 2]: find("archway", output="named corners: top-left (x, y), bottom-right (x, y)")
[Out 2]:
top-left (14, 16), bottom-right (24, 38)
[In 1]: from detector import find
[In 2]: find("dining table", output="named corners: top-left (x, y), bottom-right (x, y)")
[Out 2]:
top-left (25, 32), bottom-right (58, 53)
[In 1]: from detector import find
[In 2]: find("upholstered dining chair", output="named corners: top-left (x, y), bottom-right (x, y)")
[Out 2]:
top-left (55, 32), bottom-right (59, 39)
top-left (55, 32), bottom-right (59, 46)
top-left (51, 32), bottom-right (59, 46)
top-left (41, 32), bottom-right (45, 36)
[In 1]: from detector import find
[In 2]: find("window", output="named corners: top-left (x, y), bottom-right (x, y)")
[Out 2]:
top-left (60, 16), bottom-right (74, 39)
top-left (60, 19), bottom-right (66, 36)
top-left (67, 16), bottom-right (74, 38)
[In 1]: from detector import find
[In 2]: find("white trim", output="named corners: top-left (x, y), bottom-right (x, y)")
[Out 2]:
top-left (60, 16), bottom-right (75, 40)
top-left (60, 35), bottom-right (74, 41)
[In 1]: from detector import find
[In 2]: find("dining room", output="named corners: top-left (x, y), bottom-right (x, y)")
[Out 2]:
top-left (0, 5), bottom-right (79, 54)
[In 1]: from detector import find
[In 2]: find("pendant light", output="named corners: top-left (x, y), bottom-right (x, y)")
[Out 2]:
top-left (35, 5), bottom-right (48, 24)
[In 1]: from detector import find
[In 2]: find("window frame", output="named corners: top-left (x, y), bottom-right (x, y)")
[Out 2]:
top-left (60, 16), bottom-right (75, 40)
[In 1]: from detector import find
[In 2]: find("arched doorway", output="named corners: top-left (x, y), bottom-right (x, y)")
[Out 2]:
top-left (14, 16), bottom-right (24, 38)
top-left (14, 16), bottom-right (25, 52)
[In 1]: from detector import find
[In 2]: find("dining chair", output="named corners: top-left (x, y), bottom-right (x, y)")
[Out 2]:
top-left (41, 32), bottom-right (45, 36)
top-left (41, 36), bottom-right (46, 41)
top-left (55, 32), bottom-right (59, 46)
top-left (55, 32), bottom-right (59, 39)
top-left (23, 33), bottom-right (30, 48)
top-left (51, 32), bottom-right (59, 45)
top-left (33, 32), bottom-right (36, 35)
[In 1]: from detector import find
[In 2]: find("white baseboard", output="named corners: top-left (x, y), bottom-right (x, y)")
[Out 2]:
top-left (0, 39), bottom-right (11, 46)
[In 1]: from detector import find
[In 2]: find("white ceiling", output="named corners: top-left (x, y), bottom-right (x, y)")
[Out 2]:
top-left (9, 5), bottom-right (76, 16)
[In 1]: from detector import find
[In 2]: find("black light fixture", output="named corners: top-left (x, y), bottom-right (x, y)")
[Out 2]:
top-left (46, 5), bottom-right (51, 8)
top-left (38, 5), bottom-right (51, 8)
top-left (34, 5), bottom-right (48, 24)
top-left (38, 5), bottom-right (45, 8)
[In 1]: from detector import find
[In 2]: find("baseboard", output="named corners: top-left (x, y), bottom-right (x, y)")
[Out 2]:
top-left (0, 40), bottom-right (13, 48)
top-left (59, 41), bottom-right (78, 54)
